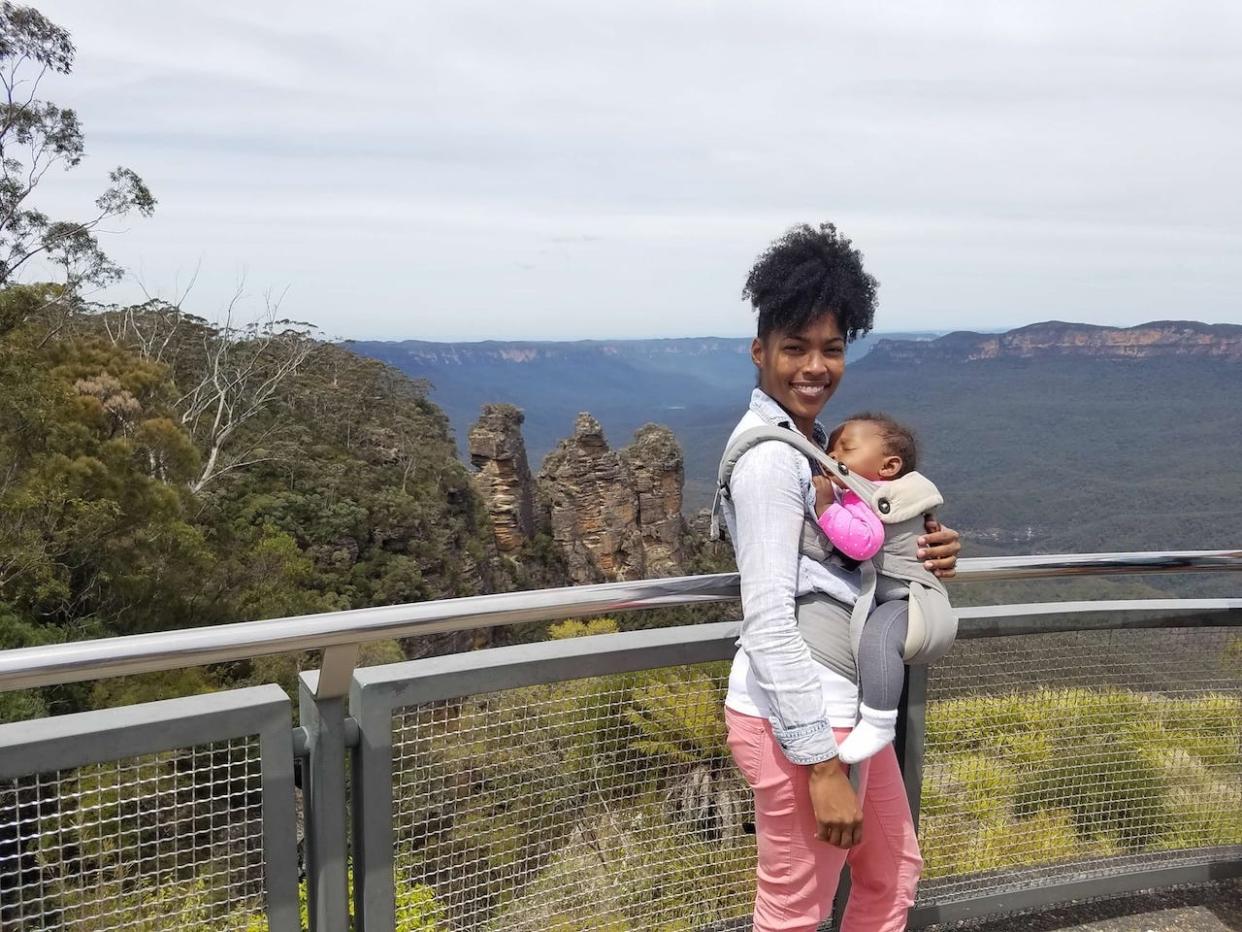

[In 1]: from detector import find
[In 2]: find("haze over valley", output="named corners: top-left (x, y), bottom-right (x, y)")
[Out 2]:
top-left (354, 320), bottom-right (1242, 574)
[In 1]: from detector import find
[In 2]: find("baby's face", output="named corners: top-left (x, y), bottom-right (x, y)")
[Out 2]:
top-left (828, 421), bottom-right (900, 481)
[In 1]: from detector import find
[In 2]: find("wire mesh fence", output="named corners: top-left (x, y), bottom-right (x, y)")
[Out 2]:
top-left (384, 627), bottom-right (1241, 930)
top-left (390, 661), bottom-right (758, 931)
top-left (916, 626), bottom-right (1242, 907)
top-left (0, 736), bottom-right (270, 931)
top-left (1, 615), bottom-right (1235, 931)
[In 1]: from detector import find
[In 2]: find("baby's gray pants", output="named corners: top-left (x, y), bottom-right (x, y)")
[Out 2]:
top-left (856, 600), bottom-right (909, 711)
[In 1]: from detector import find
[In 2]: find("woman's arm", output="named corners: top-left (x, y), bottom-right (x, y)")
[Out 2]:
top-left (729, 442), bottom-right (840, 765)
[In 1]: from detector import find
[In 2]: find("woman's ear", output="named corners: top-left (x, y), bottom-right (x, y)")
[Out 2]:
top-left (750, 337), bottom-right (765, 387)
top-left (878, 455), bottom-right (904, 479)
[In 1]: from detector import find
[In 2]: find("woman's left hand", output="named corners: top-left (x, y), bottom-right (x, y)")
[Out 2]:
top-left (918, 518), bottom-right (961, 578)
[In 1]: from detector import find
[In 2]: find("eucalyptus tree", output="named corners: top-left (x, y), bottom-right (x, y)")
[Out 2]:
top-left (0, 2), bottom-right (154, 302)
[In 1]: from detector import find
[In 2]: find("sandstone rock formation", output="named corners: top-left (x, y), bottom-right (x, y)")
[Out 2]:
top-left (468, 404), bottom-right (538, 554)
top-left (619, 424), bottom-right (690, 578)
top-left (468, 406), bottom-right (693, 584)
top-left (537, 413), bottom-right (645, 582)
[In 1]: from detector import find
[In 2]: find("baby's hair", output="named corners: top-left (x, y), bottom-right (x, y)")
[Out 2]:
top-left (830, 412), bottom-right (918, 477)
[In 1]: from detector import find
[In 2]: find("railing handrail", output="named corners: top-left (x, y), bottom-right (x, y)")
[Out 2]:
top-left (0, 549), bottom-right (1238, 693)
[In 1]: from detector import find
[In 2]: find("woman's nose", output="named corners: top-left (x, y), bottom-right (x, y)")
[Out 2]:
top-left (803, 351), bottom-right (830, 375)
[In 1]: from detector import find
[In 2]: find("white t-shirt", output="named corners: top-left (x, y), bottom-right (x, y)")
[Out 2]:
top-left (726, 650), bottom-right (860, 727)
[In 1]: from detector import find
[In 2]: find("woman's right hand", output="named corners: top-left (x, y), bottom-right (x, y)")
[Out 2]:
top-left (808, 758), bottom-right (864, 847)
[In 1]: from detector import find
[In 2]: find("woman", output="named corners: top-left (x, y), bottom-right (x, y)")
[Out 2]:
top-left (719, 223), bottom-right (960, 932)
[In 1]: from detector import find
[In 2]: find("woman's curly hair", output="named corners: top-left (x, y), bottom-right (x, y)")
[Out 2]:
top-left (743, 222), bottom-right (878, 344)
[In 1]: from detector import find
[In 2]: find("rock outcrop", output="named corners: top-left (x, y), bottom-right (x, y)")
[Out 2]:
top-left (537, 413), bottom-right (649, 583)
top-left (468, 404), bottom-right (538, 554)
top-left (468, 406), bottom-right (693, 584)
top-left (619, 424), bottom-right (690, 579)
top-left (866, 321), bottom-right (1242, 366)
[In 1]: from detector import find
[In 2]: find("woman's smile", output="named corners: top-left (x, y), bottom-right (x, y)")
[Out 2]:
top-left (791, 381), bottom-right (829, 399)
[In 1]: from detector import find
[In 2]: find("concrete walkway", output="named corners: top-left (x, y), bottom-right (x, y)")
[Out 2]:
top-left (923, 880), bottom-right (1242, 932)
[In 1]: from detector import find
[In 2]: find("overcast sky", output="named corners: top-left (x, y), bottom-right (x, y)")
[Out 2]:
top-left (28, 1), bottom-right (1242, 340)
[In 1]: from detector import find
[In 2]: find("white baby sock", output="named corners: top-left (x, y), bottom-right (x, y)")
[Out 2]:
top-left (838, 704), bottom-right (899, 764)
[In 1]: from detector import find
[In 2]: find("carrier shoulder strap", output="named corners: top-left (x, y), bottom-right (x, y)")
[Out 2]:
top-left (710, 425), bottom-right (897, 540)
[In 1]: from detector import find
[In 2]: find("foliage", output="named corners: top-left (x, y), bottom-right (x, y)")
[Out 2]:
top-left (44, 872), bottom-right (442, 932)
top-left (0, 3), bottom-right (154, 299)
top-left (625, 666), bottom-right (728, 766)
top-left (920, 687), bottom-right (1242, 878)
top-left (389, 658), bottom-right (751, 930)
top-left (0, 288), bottom-right (214, 645)
top-left (548, 616), bottom-right (620, 639)
top-left (0, 286), bottom-right (515, 720)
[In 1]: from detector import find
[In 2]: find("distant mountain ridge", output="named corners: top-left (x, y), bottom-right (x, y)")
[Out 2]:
top-left (866, 320), bottom-right (1242, 365)
top-left (360, 336), bottom-right (757, 369)
top-left (348, 320), bottom-right (1239, 477)
top-left (347, 330), bottom-right (939, 466)
top-left (346, 331), bottom-right (940, 386)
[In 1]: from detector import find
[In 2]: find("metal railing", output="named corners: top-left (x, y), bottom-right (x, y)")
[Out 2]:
top-left (0, 550), bottom-right (1238, 931)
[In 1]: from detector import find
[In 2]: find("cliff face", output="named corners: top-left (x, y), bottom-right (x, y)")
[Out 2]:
top-left (468, 404), bottom-right (538, 554)
top-left (867, 321), bottom-right (1242, 365)
top-left (468, 407), bottom-right (692, 584)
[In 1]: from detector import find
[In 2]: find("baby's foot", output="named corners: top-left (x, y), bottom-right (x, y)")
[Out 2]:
top-left (838, 705), bottom-right (898, 764)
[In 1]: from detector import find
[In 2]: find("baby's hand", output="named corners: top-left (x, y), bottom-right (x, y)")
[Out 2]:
top-left (811, 474), bottom-right (838, 517)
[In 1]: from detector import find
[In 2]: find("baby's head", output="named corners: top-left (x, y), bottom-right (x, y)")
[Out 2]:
top-left (827, 412), bottom-right (917, 481)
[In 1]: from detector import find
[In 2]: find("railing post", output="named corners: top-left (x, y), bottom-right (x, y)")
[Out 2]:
top-left (299, 666), bottom-right (353, 932)
top-left (350, 681), bottom-right (397, 932)
top-left (835, 664), bottom-right (929, 927)
top-left (897, 664), bottom-right (929, 834)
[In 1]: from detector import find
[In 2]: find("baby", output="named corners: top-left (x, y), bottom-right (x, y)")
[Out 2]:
top-left (811, 412), bottom-right (928, 764)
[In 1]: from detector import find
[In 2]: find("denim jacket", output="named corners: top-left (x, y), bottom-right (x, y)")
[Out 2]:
top-left (719, 388), bottom-right (862, 764)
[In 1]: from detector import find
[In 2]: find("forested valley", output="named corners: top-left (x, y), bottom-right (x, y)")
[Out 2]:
top-left (0, 287), bottom-right (528, 721)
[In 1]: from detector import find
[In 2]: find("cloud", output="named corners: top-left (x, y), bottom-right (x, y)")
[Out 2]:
top-left (25, 0), bottom-right (1242, 339)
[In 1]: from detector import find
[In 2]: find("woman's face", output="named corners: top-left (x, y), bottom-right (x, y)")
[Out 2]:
top-left (751, 312), bottom-right (846, 433)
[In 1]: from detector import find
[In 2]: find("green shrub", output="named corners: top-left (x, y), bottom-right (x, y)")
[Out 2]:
top-left (483, 809), bottom-right (754, 932)
top-left (225, 871), bottom-right (443, 931)
top-left (964, 808), bottom-right (1083, 875)
top-left (924, 691), bottom-right (1043, 754)
top-left (1010, 690), bottom-right (1171, 850)
top-left (1154, 693), bottom-right (1242, 768)
top-left (947, 753), bottom-right (1017, 823)
top-left (548, 617), bottom-right (621, 639)
top-left (921, 686), bottom-right (1241, 880)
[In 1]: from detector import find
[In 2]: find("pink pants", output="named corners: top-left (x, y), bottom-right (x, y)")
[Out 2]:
top-left (725, 707), bottom-right (922, 932)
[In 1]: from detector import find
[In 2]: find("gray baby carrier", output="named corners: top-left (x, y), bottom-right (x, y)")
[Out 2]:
top-left (709, 425), bottom-right (957, 674)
